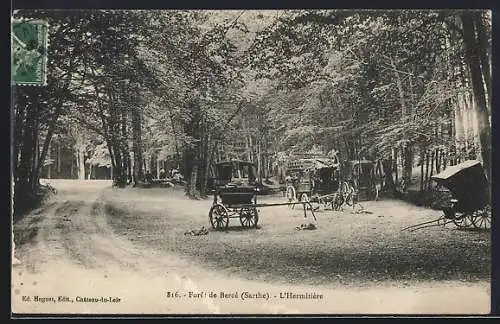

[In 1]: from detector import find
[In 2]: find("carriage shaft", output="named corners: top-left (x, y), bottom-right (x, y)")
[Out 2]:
top-left (228, 201), bottom-right (313, 208)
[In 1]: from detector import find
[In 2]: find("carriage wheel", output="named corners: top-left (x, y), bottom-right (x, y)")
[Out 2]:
top-left (471, 207), bottom-right (491, 230)
top-left (352, 179), bottom-right (359, 193)
top-left (298, 193), bottom-right (310, 211)
top-left (286, 185), bottom-right (297, 209)
top-left (338, 181), bottom-right (348, 199)
top-left (344, 192), bottom-right (354, 207)
top-left (286, 185), bottom-right (296, 200)
top-left (209, 204), bottom-right (229, 230)
top-left (452, 212), bottom-right (475, 229)
top-left (369, 182), bottom-right (379, 201)
top-left (239, 207), bottom-right (259, 228)
top-left (342, 182), bottom-right (356, 206)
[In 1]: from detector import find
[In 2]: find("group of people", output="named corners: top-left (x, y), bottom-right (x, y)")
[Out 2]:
top-left (158, 167), bottom-right (183, 182)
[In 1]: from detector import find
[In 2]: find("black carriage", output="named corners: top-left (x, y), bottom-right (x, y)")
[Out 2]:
top-left (341, 159), bottom-right (381, 201)
top-left (431, 160), bottom-right (491, 230)
top-left (284, 155), bottom-right (341, 203)
top-left (208, 160), bottom-right (260, 230)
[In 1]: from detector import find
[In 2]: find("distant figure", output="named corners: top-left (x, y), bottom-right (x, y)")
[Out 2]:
top-left (144, 171), bottom-right (153, 183)
top-left (159, 168), bottom-right (166, 179)
top-left (171, 167), bottom-right (179, 178)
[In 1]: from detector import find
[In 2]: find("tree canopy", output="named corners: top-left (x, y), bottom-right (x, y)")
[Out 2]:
top-left (12, 9), bottom-right (492, 214)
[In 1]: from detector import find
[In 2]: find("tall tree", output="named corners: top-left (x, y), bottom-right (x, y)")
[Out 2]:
top-left (460, 11), bottom-right (491, 182)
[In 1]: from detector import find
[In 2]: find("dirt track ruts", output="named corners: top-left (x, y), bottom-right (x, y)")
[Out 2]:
top-left (11, 180), bottom-right (491, 314)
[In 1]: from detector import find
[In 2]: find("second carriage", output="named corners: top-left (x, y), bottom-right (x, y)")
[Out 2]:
top-left (341, 159), bottom-right (385, 202)
top-left (283, 154), bottom-right (384, 209)
top-left (284, 154), bottom-right (342, 207)
top-left (208, 160), bottom-right (261, 230)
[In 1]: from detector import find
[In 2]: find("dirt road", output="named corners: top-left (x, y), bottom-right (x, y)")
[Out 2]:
top-left (12, 180), bottom-right (491, 314)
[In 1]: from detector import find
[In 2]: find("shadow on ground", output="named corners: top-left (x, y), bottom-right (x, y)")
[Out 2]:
top-left (101, 188), bottom-right (490, 287)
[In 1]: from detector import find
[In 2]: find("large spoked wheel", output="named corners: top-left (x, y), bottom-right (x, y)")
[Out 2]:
top-left (239, 207), bottom-right (259, 228)
top-left (209, 204), bottom-right (229, 230)
top-left (369, 181), bottom-right (379, 201)
top-left (286, 185), bottom-right (297, 209)
top-left (286, 185), bottom-right (296, 200)
top-left (299, 193), bottom-right (311, 206)
top-left (338, 181), bottom-right (349, 198)
top-left (344, 192), bottom-right (354, 207)
top-left (471, 206), bottom-right (491, 230)
top-left (452, 212), bottom-right (475, 229)
top-left (344, 182), bottom-right (356, 206)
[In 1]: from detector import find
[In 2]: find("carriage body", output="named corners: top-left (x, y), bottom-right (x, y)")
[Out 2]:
top-left (285, 155), bottom-right (341, 202)
top-left (208, 160), bottom-right (260, 230)
top-left (341, 159), bottom-right (380, 201)
top-left (430, 160), bottom-right (490, 229)
top-left (213, 160), bottom-right (258, 205)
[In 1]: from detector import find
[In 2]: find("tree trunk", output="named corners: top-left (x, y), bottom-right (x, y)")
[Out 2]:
top-left (435, 148), bottom-right (441, 173)
top-left (30, 101), bottom-right (40, 191)
top-left (443, 150), bottom-right (448, 170)
top-left (391, 57), bottom-right (406, 119)
top-left (156, 156), bottom-right (160, 179)
top-left (201, 132), bottom-right (211, 197)
top-left (47, 143), bottom-right (51, 179)
top-left (403, 144), bottom-right (413, 188)
top-left (242, 119), bottom-right (251, 161)
top-left (424, 151), bottom-right (430, 189)
top-left (248, 134), bottom-right (254, 162)
top-left (257, 140), bottom-right (262, 182)
top-left (393, 148), bottom-right (399, 185)
top-left (36, 70), bottom-right (73, 180)
top-left (461, 12), bottom-right (492, 182)
top-left (473, 12), bottom-right (491, 109)
top-left (429, 149), bottom-right (435, 179)
top-left (189, 163), bottom-right (199, 198)
top-left (131, 105), bottom-right (144, 185)
top-left (57, 140), bottom-right (61, 174)
top-left (78, 148), bottom-right (85, 180)
top-left (70, 155), bottom-right (74, 179)
top-left (420, 148), bottom-right (424, 194)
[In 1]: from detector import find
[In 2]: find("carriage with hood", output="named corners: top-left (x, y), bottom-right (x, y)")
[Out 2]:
top-left (283, 154), bottom-right (342, 208)
top-left (208, 159), bottom-right (319, 230)
top-left (430, 160), bottom-right (491, 230)
top-left (208, 160), bottom-right (260, 230)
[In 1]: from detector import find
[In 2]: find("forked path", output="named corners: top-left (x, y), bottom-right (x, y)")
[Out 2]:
top-left (12, 180), bottom-right (490, 314)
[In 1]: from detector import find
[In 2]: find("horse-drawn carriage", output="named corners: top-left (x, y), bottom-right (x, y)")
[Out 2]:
top-left (283, 153), bottom-right (384, 210)
top-left (431, 160), bottom-right (491, 230)
top-left (208, 159), bottom-right (319, 230)
top-left (341, 159), bottom-right (384, 202)
top-left (284, 155), bottom-right (341, 205)
top-left (403, 159), bottom-right (491, 232)
top-left (208, 160), bottom-right (260, 230)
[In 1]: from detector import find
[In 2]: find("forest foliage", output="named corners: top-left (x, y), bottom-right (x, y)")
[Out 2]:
top-left (11, 9), bottom-right (491, 215)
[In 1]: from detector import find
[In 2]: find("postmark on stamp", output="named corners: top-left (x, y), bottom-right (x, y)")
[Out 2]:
top-left (11, 19), bottom-right (49, 86)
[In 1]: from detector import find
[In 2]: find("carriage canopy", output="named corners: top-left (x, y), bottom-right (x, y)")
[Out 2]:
top-left (214, 160), bottom-right (257, 186)
top-left (431, 160), bottom-right (489, 212)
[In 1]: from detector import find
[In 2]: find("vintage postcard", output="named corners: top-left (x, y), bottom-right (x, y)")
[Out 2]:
top-left (11, 9), bottom-right (492, 316)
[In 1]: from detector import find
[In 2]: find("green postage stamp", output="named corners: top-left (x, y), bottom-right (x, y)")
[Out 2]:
top-left (11, 19), bottom-right (49, 86)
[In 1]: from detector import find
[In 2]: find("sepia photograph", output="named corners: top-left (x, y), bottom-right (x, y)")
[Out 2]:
top-left (11, 8), bottom-right (492, 315)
